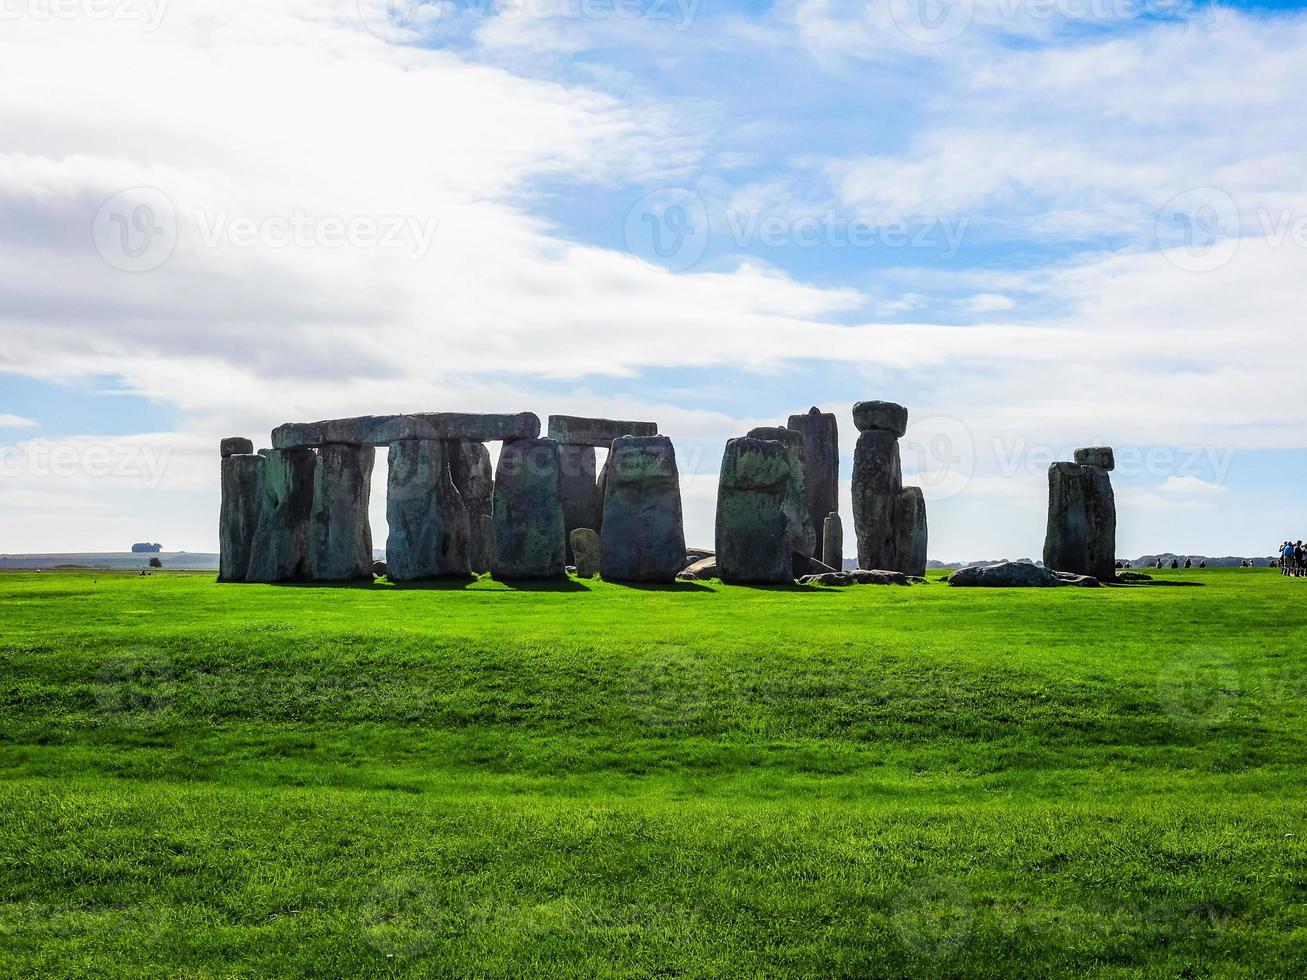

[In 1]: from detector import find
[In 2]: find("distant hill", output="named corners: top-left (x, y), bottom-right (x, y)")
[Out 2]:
top-left (0, 553), bottom-right (218, 571)
top-left (927, 554), bottom-right (1276, 570)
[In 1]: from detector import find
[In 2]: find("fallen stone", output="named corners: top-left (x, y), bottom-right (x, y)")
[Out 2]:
top-left (219, 453), bottom-right (265, 582)
top-left (1117, 570), bottom-right (1152, 582)
top-left (601, 435), bottom-right (686, 582)
top-left (448, 441), bottom-right (494, 573)
top-left (747, 426), bottom-right (816, 559)
top-left (272, 412), bottom-right (541, 449)
top-left (948, 560), bottom-right (1100, 587)
top-left (1073, 446), bottom-right (1116, 471)
top-left (220, 436), bottom-right (254, 458)
top-left (547, 415), bottom-right (658, 447)
top-left (799, 568), bottom-right (911, 586)
top-left (246, 448), bottom-right (317, 582)
top-left (893, 487), bottom-right (928, 577)
top-left (685, 547), bottom-right (715, 561)
top-left (792, 553), bottom-right (838, 578)
top-left (385, 439), bottom-right (471, 581)
top-left (678, 556), bottom-right (718, 580)
top-left (571, 528), bottom-right (601, 578)
top-left (492, 438), bottom-right (567, 579)
top-left (309, 443), bottom-right (375, 581)
top-left (715, 437), bottom-right (793, 584)
top-left (822, 512), bottom-right (843, 571)
top-left (787, 407), bottom-right (839, 543)
top-left (852, 400), bottom-right (908, 437)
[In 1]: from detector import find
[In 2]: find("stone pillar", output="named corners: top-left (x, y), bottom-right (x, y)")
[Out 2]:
top-left (715, 436), bottom-right (793, 584)
top-left (787, 407), bottom-right (839, 548)
top-left (1043, 448), bottom-right (1116, 582)
top-left (492, 438), bottom-right (567, 579)
top-left (218, 441), bottom-right (264, 583)
top-left (386, 439), bottom-right (472, 581)
top-left (894, 487), bottom-right (927, 577)
top-left (448, 441), bottom-right (494, 573)
top-left (558, 443), bottom-right (600, 564)
top-left (570, 528), bottom-right (601, 578)
top-left (822, 512), bottom-right (843, 571)
top-left (851, 400), bottom-right (928, 573)
top-left (309, 443), bottom-right (375, 582)
top-left (747, 426), bottom-right (816, 560)
top-left (246, 447), bottom-right (316, 582)
top-left (600, 435), bottom-right (686, 582)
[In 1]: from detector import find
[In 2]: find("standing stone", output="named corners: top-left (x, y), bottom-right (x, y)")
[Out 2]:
top-left (219, 451), bottom-right (264, 582)
top-left (570, 528), bottom-right (601, 578)
top-left (851, 427), bottom-right (902, 570)
top-left (1082, 465), bottom-right (1116, 582)
top-left (715, 437), bottom-right (793, 584)
top-left (852, 400), bottom-right (908, 438)
top-left (747, 426), bottom-right (816, 560)
top-left (448, 441), bottom-right (494, 573)
top-left (492, 438), bottom-right (567, 579)
top-left (309, 443), bottom-right (375, 581)
top-left (1043, 454), bottom-right (1116, 582)
top-left (822, 512), bottom-right (843, 571)
top-left (386, 439), bottom-right (471, 581)
top-left (787, 407), bottom-right (839, 547)
top-left (558, 443), bottom-right (600, 564)
top-left (600, 435), bottom-right (686, 583)
top-left (894, 486), bottom-right (928, 577)
top-left (246, 448), bottom-right (316, 582)
top-left (220, 436), bottom-right (254, 458)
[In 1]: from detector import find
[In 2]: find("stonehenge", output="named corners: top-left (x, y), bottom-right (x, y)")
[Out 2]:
top-left (385, 439), bottom-right (471, 581)
top-left (245, 447), bottom-right (316, 583)
top-left (599, 435), bottom-right (686, 582)
top-left (746, 426), bottom-right (816, 561)
top-left (1043, 447), bottom-right (1116, 582)
top-left (822, 513), bottom-right (843, 570)
top-left (786, 407), bottom-right (839, 549)
top-left (850, 401), bottom-right (928, 577)
top-left (715, 436), bottom-right (794, 583)
top-left (570, 528), bottom-right (601, 578)
top-left (491, 437), bottom-right (567, 579)
top-left (309, 443), bottom-right (375, 581)
top-left (448, 442), bottom-right (494, 573)
top-left (218, 449), bottom-right (264, 582)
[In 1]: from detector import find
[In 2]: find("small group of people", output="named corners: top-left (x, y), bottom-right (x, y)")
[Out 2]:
top-left (1279, 541), bottom-right (1306, 575)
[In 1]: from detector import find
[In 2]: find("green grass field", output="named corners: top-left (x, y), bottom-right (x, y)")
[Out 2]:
top-left (2, 568), bottom-right (1305, 977)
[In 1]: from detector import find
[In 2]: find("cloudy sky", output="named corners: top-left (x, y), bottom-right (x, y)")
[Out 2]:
top-left (2, 0), bottom-right (1305, 560)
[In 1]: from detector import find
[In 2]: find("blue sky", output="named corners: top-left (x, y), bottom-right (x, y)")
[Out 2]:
top-left (2, 0), bottom-right (1306, 558)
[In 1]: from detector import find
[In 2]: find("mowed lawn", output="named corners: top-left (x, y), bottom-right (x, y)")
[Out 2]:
top-left (2, 569), bottom-right (1306, 977)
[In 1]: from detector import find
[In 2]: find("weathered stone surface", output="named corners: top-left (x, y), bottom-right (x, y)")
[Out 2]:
top-left (747, 426), bottom-right (816, 559)
top-left (558, 443), bottom-right (600, 564)
top-left (600, 436), bottom-right (686, 582)
top-left (787, 407), bottom-right (839, 542)
top-left (492, 438), bottom-right (566, 579)
top-left (1074, 446), bottom-right (1116, 471)
top-left (272, 412), bottom-right (540, 449)
top-left (386, 439), bottom-right (471, 581)
top-left (949, 561), bottom-right (1065, 587)
top-left (246, 448), bottom-right (316, 582)
top-left (219, 453), bottom-right (264, 582)
top-left (686, 547), bottom-right (714, 561)
top-left (800, 569), bottom-right (910, 586)
top-left (448, 441), bottom-right (494, 573)
top-left (822, 512), bottom-right (843, 570)
top-left (309, 443), bottom-right (374, 581)
top-left (851, 429), bottom-right (901, 571)
top-left (678, 556), bottom-right (717, 580)
top-left (852, 400), bottom-right (908, 437)
top-left (715, 437), bottom-right (793, 584)
top-left (893, 487), bottom-right (928, 577)
top-left (547, 415), bottom-right (658, 447)
top-left (1043, 460), bottom-right (1116, 582)
top-left (570, 528), bottom-right (601, 578)
top-left (220, 436), bottom-right (254, 458)
top-left (372, 560), bottom-right (387, 578)
top-left (792, 553), bottom-right (838, 577)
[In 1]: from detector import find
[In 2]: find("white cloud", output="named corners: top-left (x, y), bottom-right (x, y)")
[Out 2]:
top-left (1161, 475), bottom-right (1227, 495)
top-left (0, 414), bottom-right (37, 428)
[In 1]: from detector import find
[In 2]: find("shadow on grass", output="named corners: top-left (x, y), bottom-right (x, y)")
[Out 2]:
top-left (1112, 578), bottom-right (1205, 588)
top-left (604, 579), bottom-right (714, 592)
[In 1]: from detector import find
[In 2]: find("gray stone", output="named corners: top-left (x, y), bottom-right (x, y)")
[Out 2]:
top-left (386, 439), bottom-right (471, 581)
top-left (570, 528), bottom-right (601, 578)
top-left (948, 560), bottom-right (1100, 588)
top-left (272, 412), bottom-right (540, 449)
top-left (792, 553), bottom-right (838, 577)
top-left (800, 569), bottom-right (910, 586)
top-left (448, 441), bottom-right (494, 573)
top-left (686, 547), bottom-right (714, 561)
top-left (492, 438), bottom-right (567, 579)
top-left (893, 487), bottom-right (928, 577)
top-left (715, 437), bottom-right (793, 584)
top-left (220, 436), bottom-right (254, 458)
top-left (747, 426), bottom-right (816, 559)
top-left (547, 415), bottom-right (658, 447)
top-left (851, 429), bottom-right (902, 571)
top-left (678, 556), bottom-right (718, 580)
top-left (372, 560), bottom-right (387, 578)
top-left (787, 407), bottom-right (839, 543)
top-left (246, 448), bottom-right (316, 582)
top-left (309, 443), bottom-right (375, 581)
top-left (219, 453), bottom-right (264, 582)
top-left (600, 435), bottom-right (686, 583)
top-left (1074, 446), bottom-right (1116, 471)
top-left (1043, 460), bottom-right (1116, 582)
top-left (822, 512), bottom-right (843, 570)
top-left (558, 444), bottom-right (600, 564)
top-left (852, 400), bottom-right (908, 437)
